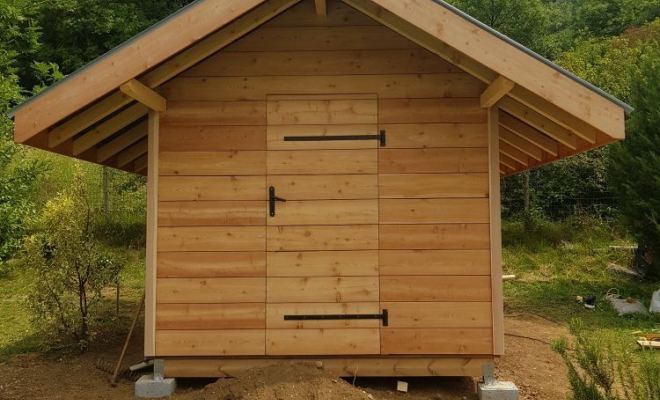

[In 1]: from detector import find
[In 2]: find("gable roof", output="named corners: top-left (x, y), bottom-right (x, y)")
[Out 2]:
top-left (9, 0), bottom-right (630, 177)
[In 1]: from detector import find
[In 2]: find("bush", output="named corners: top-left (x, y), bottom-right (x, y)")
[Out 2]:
top-left (20, 168), bottom-right (122, 352)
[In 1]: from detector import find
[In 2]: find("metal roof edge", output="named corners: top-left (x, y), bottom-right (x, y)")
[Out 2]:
top-left (7, 0), bottom-right (209, 119)
top-left (431, 0), bottom-right (634, 115)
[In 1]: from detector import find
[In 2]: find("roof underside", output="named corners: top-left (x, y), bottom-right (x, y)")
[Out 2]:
top-left (10, 0), bottom-right (630, 178)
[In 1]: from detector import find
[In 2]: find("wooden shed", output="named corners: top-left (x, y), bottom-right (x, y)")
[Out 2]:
top-left (10, 0), bottom-right (630, 378)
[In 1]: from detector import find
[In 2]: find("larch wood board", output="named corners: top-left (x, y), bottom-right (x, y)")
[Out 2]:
top-left (161, 101), bottom-right (266, 126)
top-left (158, 201), bottom-right (266, 227)
top-left (159, 176), bottom-right (266, 201)
top-left (157, 278), bottom-right (266, 304)
top-left (160, 151), bottom-right (266, 176)
top-left (382, 123), bottom-right (488, 149)
top-left (266, 329), bottom-right (381, 355)
top-left (157, 304), bottom-right (266, 330)
top-left (379, 174), bottom-right (489, 198)
top-left (158, 226), bottom-right (266, 252)
top-left (379, 224), bottom-right (490, 250)
top-left (156, 330), bottom-right (266, 356)
top-left (379, 99), bottom-right (486, 124)
top-left (268, 124), bottom-right (378, 150)
top-left (380, 276), bottom-right (492, 302)
top-left (158, 252), bottom-right (266, 278)
top-left (379, 250), bottom-right (491, 276)
top-left (267, 225), bottom-right (378, 251)
top-left (381, 328), bottom-right (494, 355)
top-left (379, 198), bottom-right (490, 224)
top-left (267, 150), bottom-right (377, 175)
top-left (267, 175), bottom-right (378, 200)
top-left (267, 250), bottom-right (379, 277)
top-left (269, 200), bottom-right (378, 225)
top-left (160, 125), bottom-right (267, 152)
top-left (379, 148), bottom-right (489, 174)
top-left (267, 277), bottom-right (379, 303)
top-left (266, 303), bottom-right (381, 329)
top-left (382, 302), bottom-right (493, 328)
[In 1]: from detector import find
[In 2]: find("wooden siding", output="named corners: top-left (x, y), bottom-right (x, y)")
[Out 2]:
top-left (155, 0), bottom-right (493, 358)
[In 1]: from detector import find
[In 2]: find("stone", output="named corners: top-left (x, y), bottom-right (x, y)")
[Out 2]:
top-left (477, 381), bottom-right (519, 400)
top-left (135, 375), bottom-right (177, 398)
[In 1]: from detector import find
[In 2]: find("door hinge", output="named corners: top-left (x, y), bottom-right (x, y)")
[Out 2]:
top-left (284, 309), bottom-right (388, 327)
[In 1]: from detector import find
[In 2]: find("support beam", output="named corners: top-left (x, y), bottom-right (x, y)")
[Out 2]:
top-left (500, 97), bottom-right (580, 149)
top-left (117, 139), bottom-right (148, 168)
top-left (315, 0), bottom-right (327, 18)
top-left (488, 106), bottom-right (504, 356)
top-left (97, 121), bottom-right (147, 162)
top-left (120, 79), bottom-right (166, 112)
top-left (500, 113), bottom-right (559, 157)
top-left (500, 127), bottom-right (543, 161)
top-left (480, 76), bottom-right (515, 108)
top-left (500, 141), bottom-right (529, 166)
top-left (44, 0), bottom-right (302, 148)
top-left (72, 103), bottom-right (148, 156)
top-left (145, 110), bottom-right (159, 358)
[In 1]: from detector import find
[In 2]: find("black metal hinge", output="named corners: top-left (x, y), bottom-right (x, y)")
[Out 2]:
top-left (284, 309), bottom-right (388, 327)
top-left (284, 130), bottom-right (386, 147)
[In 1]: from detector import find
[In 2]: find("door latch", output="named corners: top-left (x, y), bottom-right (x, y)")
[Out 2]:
top-left (269, 187), bottom-right (287, 217)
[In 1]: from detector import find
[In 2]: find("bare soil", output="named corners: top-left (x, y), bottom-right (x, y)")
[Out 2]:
top-left (0, 314), bottom-right (569, 400)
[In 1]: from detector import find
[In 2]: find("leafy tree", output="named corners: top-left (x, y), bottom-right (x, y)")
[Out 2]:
top-left (608, 40), bottom-right (660, 272)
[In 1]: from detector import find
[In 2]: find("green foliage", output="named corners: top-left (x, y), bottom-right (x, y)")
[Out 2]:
top-left (608, 40), bottom-right (660, 274)
top-left (20, 169), bottom-right (122, 351)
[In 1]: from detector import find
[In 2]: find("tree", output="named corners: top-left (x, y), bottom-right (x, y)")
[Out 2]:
top-left (608, 40), bottom-right (660, 274)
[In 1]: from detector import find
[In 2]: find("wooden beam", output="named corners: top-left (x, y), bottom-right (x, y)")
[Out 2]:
top-left (500, 97), bottom-right (579, 149)
top-left (97, 121), bottom-right (147, 162)
top-left (41, 0), bottom-right (302, 148)
top-left (500, 126), bottom-right (543, 161)
top-left (145, 110), bottom-right (159, 358)
top-left (315, 0), bottom-right (327, 18)
top-left (500, 153), bottom-right (519, 170)
top-left (117, 138), bottom-right (148, 167)
top-left (488, 106), bottom-right (504, 356)
top-left (480, 76), bottom-right (515, 108)
top-left (135, 154), bottom-right (148, 173)
top-left (500, 140), bottom-right (528, 166)
top-left (500, 113), bottom-right (559, 157)
top-left (120, 79), bottom-right (166, 112)
top-left (365, 0), bottom-right (626, 139)
top-left (72, 103), bottom-right (148, 156)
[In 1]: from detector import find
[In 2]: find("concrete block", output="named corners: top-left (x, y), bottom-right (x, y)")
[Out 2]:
top-left (478, 381), bottom-right (519, 400)
top-left (135, 375), bottom-right (176, 398)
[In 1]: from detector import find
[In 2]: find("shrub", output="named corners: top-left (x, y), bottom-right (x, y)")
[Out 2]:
top-left (20, 169), bottom-right (121, 352)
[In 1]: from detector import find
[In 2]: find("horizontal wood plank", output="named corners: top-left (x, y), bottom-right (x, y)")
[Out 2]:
top-left (382, 302), bottom-right (493, 328)
top-left (381, 329), bottom-right (493, 355)
top-left (158, 252), bottom-right (266, 278)
top-left (266, 303), bottom-right (380, 329)
top-left (159, 201), bottom-right (265, 226)
top-left (269, 200), bottom-right (378, 225)
top-left (380, 276), bottom-right (492, 302)
top-left (266, 329), bottom-right (380, 355)
top-left (160, 151), bottom-right (266, 176)
top-left (267, 149), bottom-right (377, 175)
top-left (157, 278), bottom-right (266, 303)
top-left (379, 250), bottom-right (491, 276)
top-left (158, 226), bottom-right (265, 252)
top-left (160, 125), bottom-right (266, 152)
top-left (380, 224), bottom-right (490, 250)
top-left (267, 277), bottom-right (379, 303)
top-left (161, 101), bottom-right (265, 126)
top-left (156, 330), bottom-right (265, 356)
top-left (267, 225), bottom-right (378, 251)
top-left (383, 123), bottom-right (487, 149)
top-left (379, 99), bottom-right (486, 124)
top-left (157, 304), bottom-right (265, 329)
top-left (267, 99), bottom-right (377, 125)
top-left (379, 174), bottom-right (489, 198)
top-left (267, 250), bottom-right (379, 277)
top-left (379, 199), bottom-right (490, 224)
top-left (267, 175), bottom-right (378, 200)
top-left (268, 124), bottom-right (378, 150)
top-left (379, 148), bottom-right (489, 174)
top-left (159, 176), bottom-right (266, 201)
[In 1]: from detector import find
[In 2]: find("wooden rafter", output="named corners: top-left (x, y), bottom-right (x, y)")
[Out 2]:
top-left (117, 138), bottom-right (148, 167)
top-left (72, 103), bottom-right (148, 156)
top-left (500, 97), bottom-right (580, 149)
top-left (135, 154), bottom-right (148, 173)
top-left (97, 121), bottom-right (147, 162)
top-left (500, 141), bottom-right (529, 166)
top-left (120, 79), bottom-right (166, 112)
top-left (480, 76), bottom-right (515, 108)
top-left (500, 112), bottom-right (559, 157)
top-left (500, 126), bottom-right (543, 161)
top-left (500, 153), bottom-right (519, 170)
top-left (315, 0), bottom-right (327, 18)
top-left (43, 0), bottom-right (302, 148)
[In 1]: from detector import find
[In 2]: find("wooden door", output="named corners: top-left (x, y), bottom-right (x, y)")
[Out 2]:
top-left (265, 94), bottom-right (382, 356)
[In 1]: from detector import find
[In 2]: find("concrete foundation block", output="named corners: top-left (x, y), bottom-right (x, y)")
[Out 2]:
top-left (135, 375), bottom-right (176, 398)
top-left (478, 381), bottom-right (519, 400)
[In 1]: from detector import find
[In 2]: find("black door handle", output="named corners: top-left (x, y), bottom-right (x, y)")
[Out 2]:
top-left (269, 187), bottom-right (287, 217)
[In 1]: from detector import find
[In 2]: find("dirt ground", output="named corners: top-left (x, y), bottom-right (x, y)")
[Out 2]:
top-left (0, 314), bottom-right (568, 400)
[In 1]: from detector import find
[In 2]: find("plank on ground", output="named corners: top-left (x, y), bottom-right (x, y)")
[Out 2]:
top-left (267, 277), bottom-right (379, 303)
top-left (158, 252), bottom-right (266, 278)
top-left (267, 124), bottom-right (378, 150)
top-left (379, 174), bottom-right (489, 198)
top-left (157, 278), bottom-right (266, 304)
top-left (379, 148), bottom-right (489, 174)
top-left (156, 304), bottom-right (265, 330)
top-left (382, 123), bottom-right (487, 149)
top-left (267, 250), bottom-right (379, 277)
top-left (381, 328), bottom-right (493, 355)
top-left (380, 224), bottom-right (490, 250)
top-left (266, 329), bottom-right (380, 355)
top-left (382, 302), bottom-right (493, 328)
top-left (158, 201), bottom-right (265, 227)
top-left (160, 151), bottom-right (266, 176)
top-left (379, 99), bottom-right (486, 124)
top-left (266, 303), bottom-right (380, 329)
top-left (158, 226), bottom-right (265, 252)
top-left (379, 250), bottom-right (491, 276)
top-left (267, 175), bottom-right (378, 200)
top-left (267, 225), bottom-right (378, 251)
top-left (160, 125), bottom-right (266, 152)
top-left (379, 198), bottom-right (490, 224)
top-left (269, 200), bottom-right (378, 226)
top-left (380, 276), bottom-right (492, 302)
top-left (159, 176), bottom-right (266, 201)
top-left (161, 101), bottom-right (265, 126)
top-left (156, 330), bottom-right (265, 356)
top-left (267, 149), bottom-right (377, 175)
